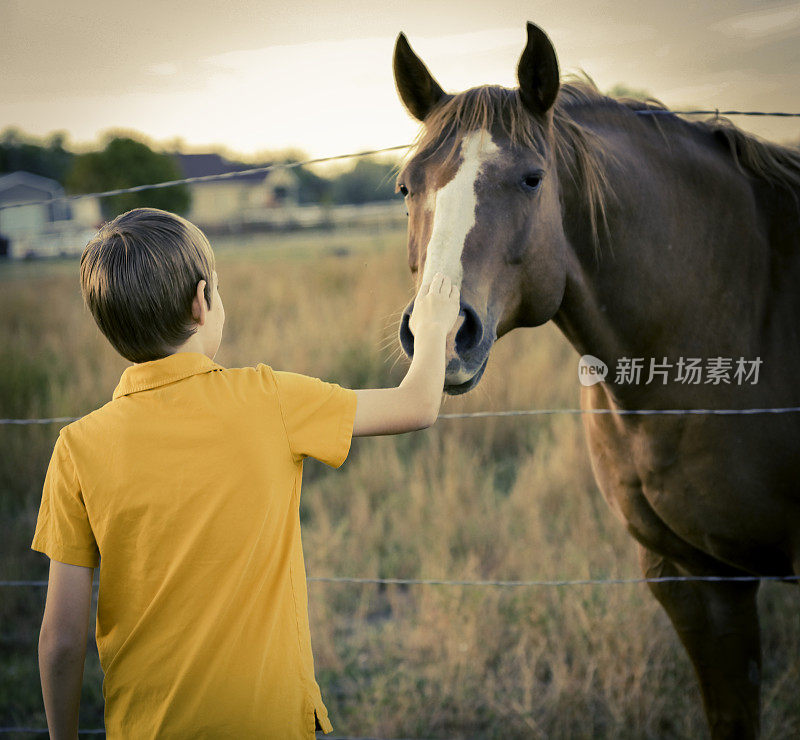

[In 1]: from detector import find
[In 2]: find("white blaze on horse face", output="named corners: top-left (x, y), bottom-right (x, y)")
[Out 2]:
top-left (413, 130), bottom-right (499, 308)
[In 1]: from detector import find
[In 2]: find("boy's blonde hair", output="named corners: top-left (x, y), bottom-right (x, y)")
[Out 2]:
top-left (80, 208), bottom-right (216, 363)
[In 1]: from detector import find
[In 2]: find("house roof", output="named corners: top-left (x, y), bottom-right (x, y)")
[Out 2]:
top-left (171, 153), bottom-right (269, 184)
top-left (0, 171), bottom-right (64, 199)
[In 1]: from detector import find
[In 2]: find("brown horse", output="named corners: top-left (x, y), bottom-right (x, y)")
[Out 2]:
top-left (392, 23), bottom-right (800, 739)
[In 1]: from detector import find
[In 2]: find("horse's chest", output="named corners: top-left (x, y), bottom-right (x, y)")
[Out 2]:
top-left (583, 412), bottom-right (689, 527)
top-left (580, 393), bottom-right (799, 571)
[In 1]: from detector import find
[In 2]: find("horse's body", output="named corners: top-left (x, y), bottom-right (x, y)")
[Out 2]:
top-left (393, 24), bottom-right (800, 738)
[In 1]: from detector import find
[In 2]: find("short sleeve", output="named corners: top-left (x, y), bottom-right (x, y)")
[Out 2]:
top-left (31, 432), bottom-right (99, 568)
top-left (272, 370), bottom-right (357, 468)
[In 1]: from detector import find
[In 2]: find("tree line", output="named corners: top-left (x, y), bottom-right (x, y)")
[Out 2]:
top-left (0, 129), bottom-right (400, 219)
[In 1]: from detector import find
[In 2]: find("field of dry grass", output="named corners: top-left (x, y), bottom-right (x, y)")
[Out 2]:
top-left (1, 224), bottom-right (798, 738)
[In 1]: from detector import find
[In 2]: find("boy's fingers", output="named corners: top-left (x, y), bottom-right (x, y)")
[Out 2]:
top-left (432, 273), bottom-right (453, 296)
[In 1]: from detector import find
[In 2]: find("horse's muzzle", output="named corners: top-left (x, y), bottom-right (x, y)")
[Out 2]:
top-left (399, 300), bottom-right (495, 395)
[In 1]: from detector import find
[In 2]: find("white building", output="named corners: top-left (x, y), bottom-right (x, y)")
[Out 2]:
top-left (0, 171), bottom-right (101, 259)
top-left (172, 153), bottom-right (300, 231)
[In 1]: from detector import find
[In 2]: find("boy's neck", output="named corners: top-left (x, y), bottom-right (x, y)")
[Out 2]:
top-left (173, 331), bottom-right (214, 359)
top-left (135, 334), bottom-right (216, 364)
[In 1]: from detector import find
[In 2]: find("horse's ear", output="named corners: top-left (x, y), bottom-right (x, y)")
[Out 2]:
top-left (517, 23), bottom-right (560, 117)
top-left (393, 33), bottom-right (447, 122)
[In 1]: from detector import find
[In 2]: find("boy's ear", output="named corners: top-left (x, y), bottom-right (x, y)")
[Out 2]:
top-left (192, 280), bottom-right (207, 325)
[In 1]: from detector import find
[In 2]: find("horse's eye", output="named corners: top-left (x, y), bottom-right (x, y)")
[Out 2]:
top-left (398, 183), bottom-right (409, 197)
top-left (521, 174), bottom-right (543, 192)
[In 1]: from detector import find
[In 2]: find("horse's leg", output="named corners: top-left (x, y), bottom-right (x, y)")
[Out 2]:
top-left (638, 545), bottom-right (762, 740)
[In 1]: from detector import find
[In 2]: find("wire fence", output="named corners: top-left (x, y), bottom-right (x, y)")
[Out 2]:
top-left (0, 106), bottom-right (797, 214)
top-left (2, 104), bottom-right (798, 739)
top-left (0, 733), bottom-right (399, 740)
top-left (637, 109), bottom-right (800, 118)
top-left (0, 144), bottom-right (410, 212)
top-left (1, 575), bottom-right (798, 589)
top-left (0, 730), bottom-right (106, 737)
top-left (0, 732), bottom-right (390, 739)
top-left (4, 405), bottom-right (800, 426)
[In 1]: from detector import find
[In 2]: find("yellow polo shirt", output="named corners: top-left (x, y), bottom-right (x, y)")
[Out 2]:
top-left (32, 352), bottom-right (357, 739)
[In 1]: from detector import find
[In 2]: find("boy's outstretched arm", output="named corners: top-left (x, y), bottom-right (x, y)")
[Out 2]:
top-left (39, 560), bottom-right (94, 740)
top-left (353, 273), bottom-right (460, 437)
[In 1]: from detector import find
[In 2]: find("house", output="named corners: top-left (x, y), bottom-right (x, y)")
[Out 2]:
top-left (172, 153), bottom-right (300, 231)
top-left (0, 171), bottom-right (101, 258)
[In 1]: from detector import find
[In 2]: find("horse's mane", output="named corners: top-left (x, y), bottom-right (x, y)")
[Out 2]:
top-left (560, 77), bottom-right (800, 193)
top-left (411, 77), bottom-right (800, 250)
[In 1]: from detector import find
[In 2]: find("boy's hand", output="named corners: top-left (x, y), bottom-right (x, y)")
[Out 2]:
top-left (409, 273), bottom-right (460, 337)
top-left (352, 272), bottom-right (459, 437)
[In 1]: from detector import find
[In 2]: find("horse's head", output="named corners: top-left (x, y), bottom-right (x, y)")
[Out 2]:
top-left (394, 23), bottom-right (568, 394)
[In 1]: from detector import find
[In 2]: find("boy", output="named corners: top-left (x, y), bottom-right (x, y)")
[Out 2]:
top-left (32, 207), bottom-right (459, 738)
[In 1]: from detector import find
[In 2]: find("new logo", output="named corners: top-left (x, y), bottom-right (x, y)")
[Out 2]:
top-left (578, 355), bottom-right (608, 386)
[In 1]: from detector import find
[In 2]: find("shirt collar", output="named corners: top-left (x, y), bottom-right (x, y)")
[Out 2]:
top-left (113, 352), bottom-right (223, 400)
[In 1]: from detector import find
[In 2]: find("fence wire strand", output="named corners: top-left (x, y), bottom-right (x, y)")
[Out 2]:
top-left (0, 733), bottom-right (389, 739)
top-left (0, 730), bottom-right (106, 736)
top-left (636, 109), bottom-right (800, 118)
top-left (4, 406), bottom-right (800, 426)
top-left (0, 106), bottom-right (797, 213)
top-left (0, 144), bottom-right (410, 212)
top-left (2, 575), bottom-right (797, 589)
top-left (0, 732), bottom-right (394, 739)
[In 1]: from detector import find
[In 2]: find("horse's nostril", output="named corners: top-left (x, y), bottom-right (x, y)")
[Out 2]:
top-left (399, 308), bottom-right (415, 358)
top-left (401, 301), bottom-right (483, 359)
top-left (455, 304), bottom-right (484, 354)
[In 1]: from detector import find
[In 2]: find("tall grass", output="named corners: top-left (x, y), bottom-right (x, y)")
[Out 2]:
top-left (1, 226), bottom-right (797, 738)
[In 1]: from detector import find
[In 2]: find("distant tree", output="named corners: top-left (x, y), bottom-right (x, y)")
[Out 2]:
top-left (330, 158), bottom-right (398, 205)
top-left (0, 127), bottom-right (74, 183)
top-left (67, 136), bottom-right (190, 218)
top-left (294, 166), bottom-right (333, 205)
top-left (248, 148), bottom-right (333, 205)
top-left (606, 83), bottom-right (655, 102)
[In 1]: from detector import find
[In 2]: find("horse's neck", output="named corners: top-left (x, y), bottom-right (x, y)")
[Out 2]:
top-left (553, 112), bottom-right (791, 365)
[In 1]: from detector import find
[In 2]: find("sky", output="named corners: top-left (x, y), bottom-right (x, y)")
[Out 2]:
top-left (2, 0), bottom-right (799, 161)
